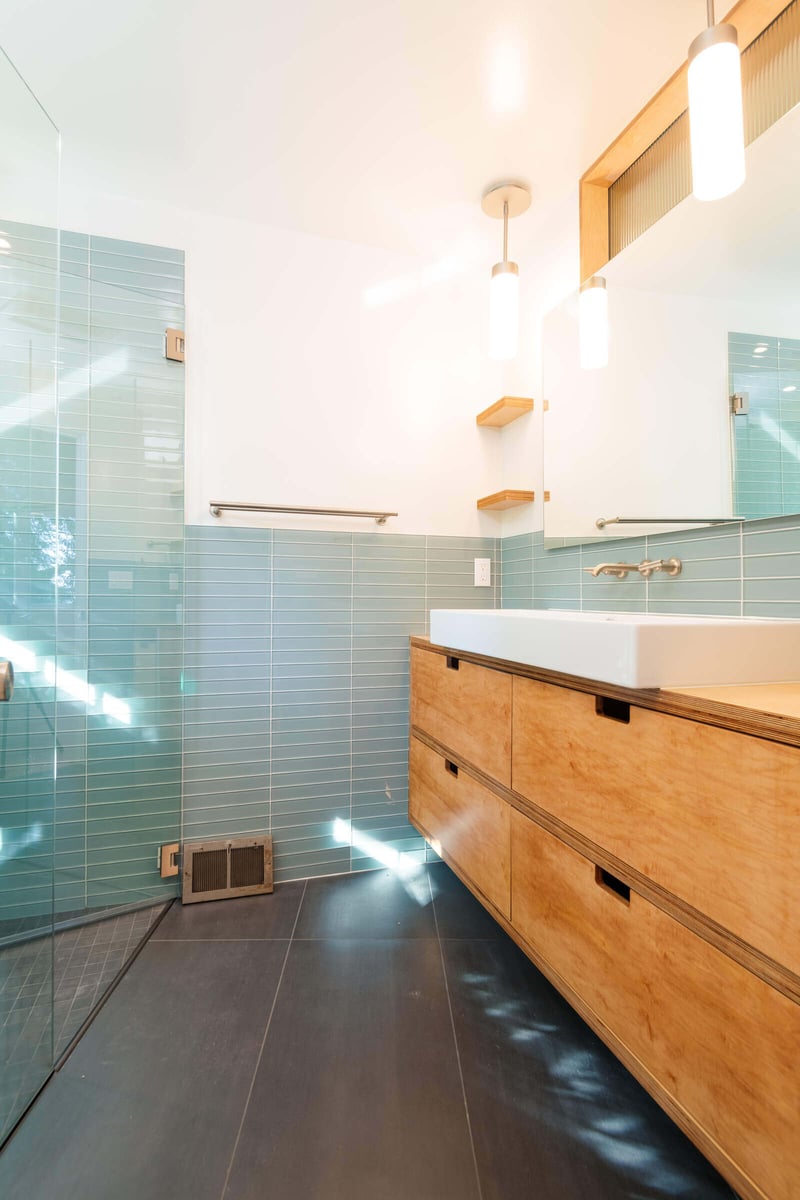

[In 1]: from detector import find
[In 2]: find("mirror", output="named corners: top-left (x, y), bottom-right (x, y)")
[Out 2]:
top-left (543, 100), bottom-right (800, 546)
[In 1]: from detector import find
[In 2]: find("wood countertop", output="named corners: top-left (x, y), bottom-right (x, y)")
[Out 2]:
top-left (412, 636), bottom-right (800, 749)
top-left (667, 682), bottom-right (800, 721)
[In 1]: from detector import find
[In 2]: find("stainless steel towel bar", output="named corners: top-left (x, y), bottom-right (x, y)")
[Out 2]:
top-left (209, 502), bottom-right (398, 526)
top-left (595, 516), bottom-right (731, 529)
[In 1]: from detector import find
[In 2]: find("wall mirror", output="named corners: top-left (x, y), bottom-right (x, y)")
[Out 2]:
top-left (543, 98), bottom-right (800, 546)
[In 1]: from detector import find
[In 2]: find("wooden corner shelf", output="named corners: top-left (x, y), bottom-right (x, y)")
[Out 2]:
top-left (477, 490), bottom-right (535, 512)
top-left (476, 396), bottom-right (534, 428)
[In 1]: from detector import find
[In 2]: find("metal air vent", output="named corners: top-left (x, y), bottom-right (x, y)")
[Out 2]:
top-left (182, 836), bottom-right (273, 904)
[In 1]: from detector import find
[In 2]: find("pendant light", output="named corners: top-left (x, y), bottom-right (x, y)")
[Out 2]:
top-left (688, 0), bottom-right (746, 201)
top-left (579, 276), bottom-right (608, 370)
top-left (482, 182), bottom-right (531, 361)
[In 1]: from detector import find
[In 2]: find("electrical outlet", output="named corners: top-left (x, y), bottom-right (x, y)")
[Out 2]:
top-left (474, 558), bottom-right (491, 587)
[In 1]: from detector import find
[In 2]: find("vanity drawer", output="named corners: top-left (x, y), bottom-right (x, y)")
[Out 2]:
top-left (510, 809), bottom-right (800, 1200)
top-left (409, 735), bottom-right (510, 918)
top-left (512, 676), bottom-right (800, 976)
top-left (410, 645), bottom-right (512, 785)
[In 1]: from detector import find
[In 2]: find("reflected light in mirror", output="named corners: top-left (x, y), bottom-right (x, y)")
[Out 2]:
top-left (579, 276), bottom-right (608, 369)
top-left (688, 23), bottom-right (745, 202)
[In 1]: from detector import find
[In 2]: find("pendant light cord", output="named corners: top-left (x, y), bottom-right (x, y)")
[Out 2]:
top-left (706, 0), bottom-right (715, 26)
top-left (502, 199), bottom-right (508, 262)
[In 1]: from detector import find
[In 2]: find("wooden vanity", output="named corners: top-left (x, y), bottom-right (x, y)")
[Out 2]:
top-left (409, 635), bottom-right (800, 1200)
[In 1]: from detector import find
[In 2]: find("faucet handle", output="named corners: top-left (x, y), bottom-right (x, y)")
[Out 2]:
top-left (638, 557), bottom-right (682, 578)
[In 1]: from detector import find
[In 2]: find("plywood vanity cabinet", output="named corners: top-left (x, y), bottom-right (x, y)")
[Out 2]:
top-left (409, 636), bottom-right (800, 1200)
top-left (512, 675), bottom-right (800, 977)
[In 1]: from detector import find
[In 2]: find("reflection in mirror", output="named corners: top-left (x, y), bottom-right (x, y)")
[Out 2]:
top-left (731, 332), bottom-right (800, 519)
top-left (544, 100), bottom-right (800, 547)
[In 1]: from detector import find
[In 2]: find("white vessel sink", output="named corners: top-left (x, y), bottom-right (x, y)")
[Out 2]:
top-left (428, 609), bottom-right (800, 689)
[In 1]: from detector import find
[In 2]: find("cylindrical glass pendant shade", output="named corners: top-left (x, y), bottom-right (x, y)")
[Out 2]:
top-left (688, 24), bottom-right (746, 202)
top-left (579, 276), bottom-right (608, 370)
top-left (489, 262), bottom-right (519, 361)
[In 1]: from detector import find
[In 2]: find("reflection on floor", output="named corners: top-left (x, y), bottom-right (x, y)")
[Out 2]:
top-left (0, 904), bottom-right (166, 1140)
top-left (0, 864), bottom-right (738, 1199)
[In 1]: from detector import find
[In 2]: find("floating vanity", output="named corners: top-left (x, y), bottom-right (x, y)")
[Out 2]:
top-left (408, 626), bottom-right (800, 1200)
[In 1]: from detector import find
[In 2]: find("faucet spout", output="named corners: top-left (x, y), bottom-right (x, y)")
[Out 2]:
top-left (583, 562), bottom-right (639, 579)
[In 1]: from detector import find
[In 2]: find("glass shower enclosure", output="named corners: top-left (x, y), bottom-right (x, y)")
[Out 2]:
top-left (0, 47), bottom-right (61, 1140)
top-left (0, 49), bottom-right (185, 1143)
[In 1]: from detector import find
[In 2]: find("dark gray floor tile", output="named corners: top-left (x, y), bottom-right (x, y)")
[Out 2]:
top-left (0, 940), bottom-right (287, 1200)
top-left (294, 868), bottom-right (437, 939)
top-left (152, 881), bottom-right (305, 941)
top-left (442, 938), bottom-right (738, 1200)
top-left (223, 938), bottom-right (480, 1200)
top-left (429, 862), bottom-right (505, 939)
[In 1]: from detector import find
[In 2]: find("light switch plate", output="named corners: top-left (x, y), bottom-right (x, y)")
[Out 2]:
top-left (474, 558), bottom-right (491, 587)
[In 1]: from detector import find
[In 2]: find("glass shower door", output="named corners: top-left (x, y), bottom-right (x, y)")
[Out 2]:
top-left (0, 48), bottom-right (60, 1141)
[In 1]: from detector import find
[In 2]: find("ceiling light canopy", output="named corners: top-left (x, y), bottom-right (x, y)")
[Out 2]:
top-left (482, 182), bottom-right (531, 361)
top-left (688, 1), bottom-right (746, 201)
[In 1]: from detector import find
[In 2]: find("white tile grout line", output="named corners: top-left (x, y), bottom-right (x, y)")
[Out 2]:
top-left (269, 529), bottom-right (274, 843)
top-left (219, 878), bottom-right (308, 1200)
top-left (424, 535), bottom-right (429, 636)
top-left (739, 522), bottom-right (745, 617)
top-left (528, 536), bottom-right (533, 607)
top-left (349, 534), bottom-right (354, 873)
top-left (645, 534), bottom-right (650, 613)
top-left (429, 871), bottom-right (484, 1200)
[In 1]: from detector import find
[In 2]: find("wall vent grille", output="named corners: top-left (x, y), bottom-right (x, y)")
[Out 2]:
top-left (609, 0), bottom-right (800, 257)
top-left (182, 837), bottom-right (273, 904)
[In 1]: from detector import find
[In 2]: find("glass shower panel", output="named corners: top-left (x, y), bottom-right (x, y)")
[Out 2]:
top-left (83, 249), bottom-right (185, 919)
top-left (0, 50), bottom-right (60, 1141)
top-left (51, 238), bottom-right (185, 1053)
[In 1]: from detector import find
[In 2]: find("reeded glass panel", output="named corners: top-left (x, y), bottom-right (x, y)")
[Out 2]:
top-left (0, 49), bottom-right (60, 1141)
top-left (610, 0), bottom-right (800, 258)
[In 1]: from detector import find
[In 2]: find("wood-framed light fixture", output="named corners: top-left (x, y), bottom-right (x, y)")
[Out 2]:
top-left (579, 0), bottom-right (790, 282)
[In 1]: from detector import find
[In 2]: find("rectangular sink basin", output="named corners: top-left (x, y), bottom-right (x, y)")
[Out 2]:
top-left (428, 609), bottom-right (800, 689)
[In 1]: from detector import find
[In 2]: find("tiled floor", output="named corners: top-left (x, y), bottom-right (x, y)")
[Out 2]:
top-left (0, 905), bottom-right (166, 1140)
top-left (0, 864), bottom-right (737, 1199)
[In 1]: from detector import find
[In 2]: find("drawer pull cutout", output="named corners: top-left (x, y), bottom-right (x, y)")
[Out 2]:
top-left (445, 759), bottom-right (459, 778)
top-left (595, 696), bottom-right (630, 724)
top-left (595, 866), bottom-right (631, 903)
top-left (446, 655), bottom-right (460, 671)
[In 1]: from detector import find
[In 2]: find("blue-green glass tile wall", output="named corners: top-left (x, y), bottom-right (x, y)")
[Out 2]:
top-left (501, 517), bottom-right (800, 617)
top-left (1, 219), bottom-right (185, 918)
top-left (183, 528), bottom-right (499, 883)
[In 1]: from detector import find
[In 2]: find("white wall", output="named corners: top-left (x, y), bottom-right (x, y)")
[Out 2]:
top-left (55, 183), bottom-right (544, 538)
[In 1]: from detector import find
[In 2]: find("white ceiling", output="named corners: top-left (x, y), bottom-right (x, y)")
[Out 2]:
top-left (2, 0), bottom-right (710, 254)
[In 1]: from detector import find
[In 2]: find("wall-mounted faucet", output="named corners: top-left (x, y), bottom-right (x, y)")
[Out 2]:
top-left (584, 557), bottom-right (682, 580)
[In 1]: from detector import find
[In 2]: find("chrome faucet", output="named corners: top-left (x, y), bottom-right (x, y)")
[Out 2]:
top-left (585, 562), bottom-right (640, 579)
top-left (584, 557), bottom-right (682, 580)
